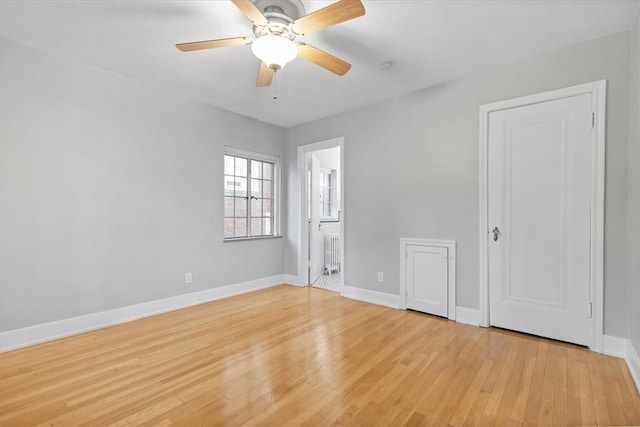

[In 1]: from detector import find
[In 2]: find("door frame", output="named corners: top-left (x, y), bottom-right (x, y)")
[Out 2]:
top-left (297, 137), bottom-right (345, 285)
top-left (478, 80), bottom-right (607, 352)
top-left (399, 238), bottom-right (456, 320)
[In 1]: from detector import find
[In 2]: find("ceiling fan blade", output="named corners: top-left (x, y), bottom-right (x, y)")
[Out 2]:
top-left (231, 0), bottom-right (269, 26)
top-left (256, 62), bottom-right (274, 87)
top-left (297, 43), bottom-right (352, 76)
top-left (292, 0), bottom-right (365, 35)
top-left (176, 37), bottom-right (251, 52)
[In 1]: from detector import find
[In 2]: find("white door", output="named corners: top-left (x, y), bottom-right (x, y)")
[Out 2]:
top-left (406, 245), bottom-right (448, 317)
top-left (309, 154), bottom-right (324, 283)
top-left (488, 93), bottom-right (593, 346)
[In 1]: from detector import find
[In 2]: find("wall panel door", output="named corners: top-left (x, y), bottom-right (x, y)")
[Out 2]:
top-left (406, 244), bottom-right (448, 317)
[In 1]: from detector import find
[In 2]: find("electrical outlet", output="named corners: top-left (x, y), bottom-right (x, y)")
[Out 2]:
top-left (377, 272), bottom-right (384, 282)
top-left (185, 273), bottom-right (192, 284)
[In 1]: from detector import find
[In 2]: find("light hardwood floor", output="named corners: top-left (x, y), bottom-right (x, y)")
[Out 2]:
top-left (1, 285), bottom-right (639, 426)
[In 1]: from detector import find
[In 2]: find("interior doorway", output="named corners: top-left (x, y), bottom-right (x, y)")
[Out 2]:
top-left (298, 138), bottom-right (344, 292)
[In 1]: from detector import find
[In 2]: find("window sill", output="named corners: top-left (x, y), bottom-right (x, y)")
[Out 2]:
top-left (223, 235), bottom-right (283, 243)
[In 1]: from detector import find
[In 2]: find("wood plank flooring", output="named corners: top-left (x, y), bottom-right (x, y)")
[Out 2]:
top-left (1, 285), bottom-right (639, 426)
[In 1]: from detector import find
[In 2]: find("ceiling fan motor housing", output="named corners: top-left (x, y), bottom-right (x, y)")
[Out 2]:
top-left (252, 0), bottom-right (304, 39)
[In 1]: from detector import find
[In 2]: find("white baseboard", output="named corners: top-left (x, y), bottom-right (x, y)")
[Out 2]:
top-left (603, 335), bottom-right (628, 358)
top-left (601, 335), bottom-right (640, 394)
top-left (340, 286), bottom-right (401, 309)
top-left (0, 275), bottom-right (286, 353)
top-left (456, 306), bottom-right (481, 326)
top-left (284, 274), bottom-right (306, 287)
top-left (626, 339), bottom-right (640, 394)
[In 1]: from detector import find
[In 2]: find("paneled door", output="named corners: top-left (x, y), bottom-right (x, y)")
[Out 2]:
top-left (488, 93), bottom-right (593, 346)
top-left (406, 245), bottom-right (448, 317)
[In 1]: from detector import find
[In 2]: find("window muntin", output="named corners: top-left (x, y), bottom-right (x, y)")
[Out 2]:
top-left (224, 151), bottom-right (277, 240)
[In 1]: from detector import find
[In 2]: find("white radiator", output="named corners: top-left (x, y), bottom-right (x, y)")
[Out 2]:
top-left (324, 233), bottom-right (340, 274)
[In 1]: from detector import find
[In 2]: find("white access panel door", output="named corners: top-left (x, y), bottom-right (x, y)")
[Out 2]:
top-left (488, 93), bottom-right (593, 346)
top-left (406, 245), bottom-right (448, 317)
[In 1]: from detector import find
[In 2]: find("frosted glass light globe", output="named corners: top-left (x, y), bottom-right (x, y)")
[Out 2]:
top-left (251, 35), bottom-right (298, 70)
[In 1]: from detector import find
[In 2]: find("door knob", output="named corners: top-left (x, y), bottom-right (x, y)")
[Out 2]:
top-left (492, 227), bottom-right (500, 242)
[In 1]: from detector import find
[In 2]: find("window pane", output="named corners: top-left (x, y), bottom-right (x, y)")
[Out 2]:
top-left (235, 197), bottom-right (247, 218)
top-left (263, 180), bottom-right (272, 199)
top-left (251, 160), bottom-right (262, 179)
top-left (263, 218), bottom-right (272, 235)
top-left (251, 179), bottom-right (262, 198)
top-left (224, 197), bottom-right (234, 217)
top-left (234, 218), bottom-right (247, 238)
top-left (224, 218), bottom-right (234, 238)
top-left (235, 157), bottom-right (247, 177)
top-left (323, 188), bottom-right (331, 203)
top-left (251, 218), bottom-right (262, 236)
top-left (235, 177), bottom-right (247, 198)
top-left (224, 155), bottom-right (235, 175)
top-left (263, 198), bottom-right (272, 217)
top-left (263, 162), bottom-right (273, 180)
top-left (224, 175), bottom-right (237, 196)
top-left (251, 198), bottom-right (261, 217)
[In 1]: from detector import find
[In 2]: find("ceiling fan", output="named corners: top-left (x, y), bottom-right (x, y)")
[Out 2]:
top-left (176, 0), bottom-right (365, 88)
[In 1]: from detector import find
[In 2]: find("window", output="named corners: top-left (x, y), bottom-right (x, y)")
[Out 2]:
top-left (224, 149), bottom-right (278, 240)
top-left (320, 168), bottom-right (339, 221)
top-left (320, 169), bottom-right (333, 218)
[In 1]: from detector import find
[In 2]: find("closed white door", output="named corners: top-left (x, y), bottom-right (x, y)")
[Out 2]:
top-left (406, 245), bottom-right (448, 317)
top-left (488, 93), bottom-right (593, 346)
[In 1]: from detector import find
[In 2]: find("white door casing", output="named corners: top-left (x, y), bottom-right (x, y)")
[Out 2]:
top-left (297, 137), bottom-right (345, 288)
top-left (488, 93), bottom-right (592, 346)
top-left (479, 80), bottom-right (606, 352)
top-left (406, 245), bottom-right (448, 317)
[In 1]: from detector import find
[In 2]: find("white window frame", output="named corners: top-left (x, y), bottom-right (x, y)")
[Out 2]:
top-left (319, 167), bottom-right (338, 222)
top-left (223, 146), bottom-right (281, 241)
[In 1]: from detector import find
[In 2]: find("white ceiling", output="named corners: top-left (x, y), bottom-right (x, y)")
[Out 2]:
top-left (1, 0), bottom-right (638, 128)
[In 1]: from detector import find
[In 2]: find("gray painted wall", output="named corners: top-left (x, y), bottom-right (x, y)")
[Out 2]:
top-left (284, 31), bottom-right (631, 337)
top-left (0, 38), bottom-right (285, 332)
top-left (1, 27), bottom-right (636, 343)
top-left (628, 9), bottom-right (640, 352)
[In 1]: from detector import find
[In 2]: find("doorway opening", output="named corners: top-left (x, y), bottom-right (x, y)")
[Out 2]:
top-left (298, 138), bottom-right (344, 293)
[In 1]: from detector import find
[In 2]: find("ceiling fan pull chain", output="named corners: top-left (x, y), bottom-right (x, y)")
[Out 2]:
top-left (273, 69), bottom-right (278, 100)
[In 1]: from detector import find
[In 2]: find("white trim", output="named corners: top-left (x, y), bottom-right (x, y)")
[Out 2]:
top-left (284, 274), bottom-right (306, 286)
top-left (600, 336), bottom-right (640, 394)
top-left (297, 137), bottom-right (345, 285)
top-left (0, 275), bottom-right (286, 353)
top-left (626, 340), bottom-right (640, 394)
top-left (603, 335), bottom-right (629, 358)
top-left (456, 307), bottom-right (481, 327)
top-left (224, 146), bottom-right (279, 164)
top-left (478, 80), bottom-right (607, 353)
top-left (399, 238), bottom-right (456, 320)
top-left (340, 286), bottom-right (401, 309)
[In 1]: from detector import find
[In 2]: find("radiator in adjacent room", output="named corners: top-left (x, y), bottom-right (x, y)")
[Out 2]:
top-left (324, 233), bottom-right (340, 274)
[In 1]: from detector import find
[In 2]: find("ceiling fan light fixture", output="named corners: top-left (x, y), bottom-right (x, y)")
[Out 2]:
top-left (251, 35), bottom-right (298, 70)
